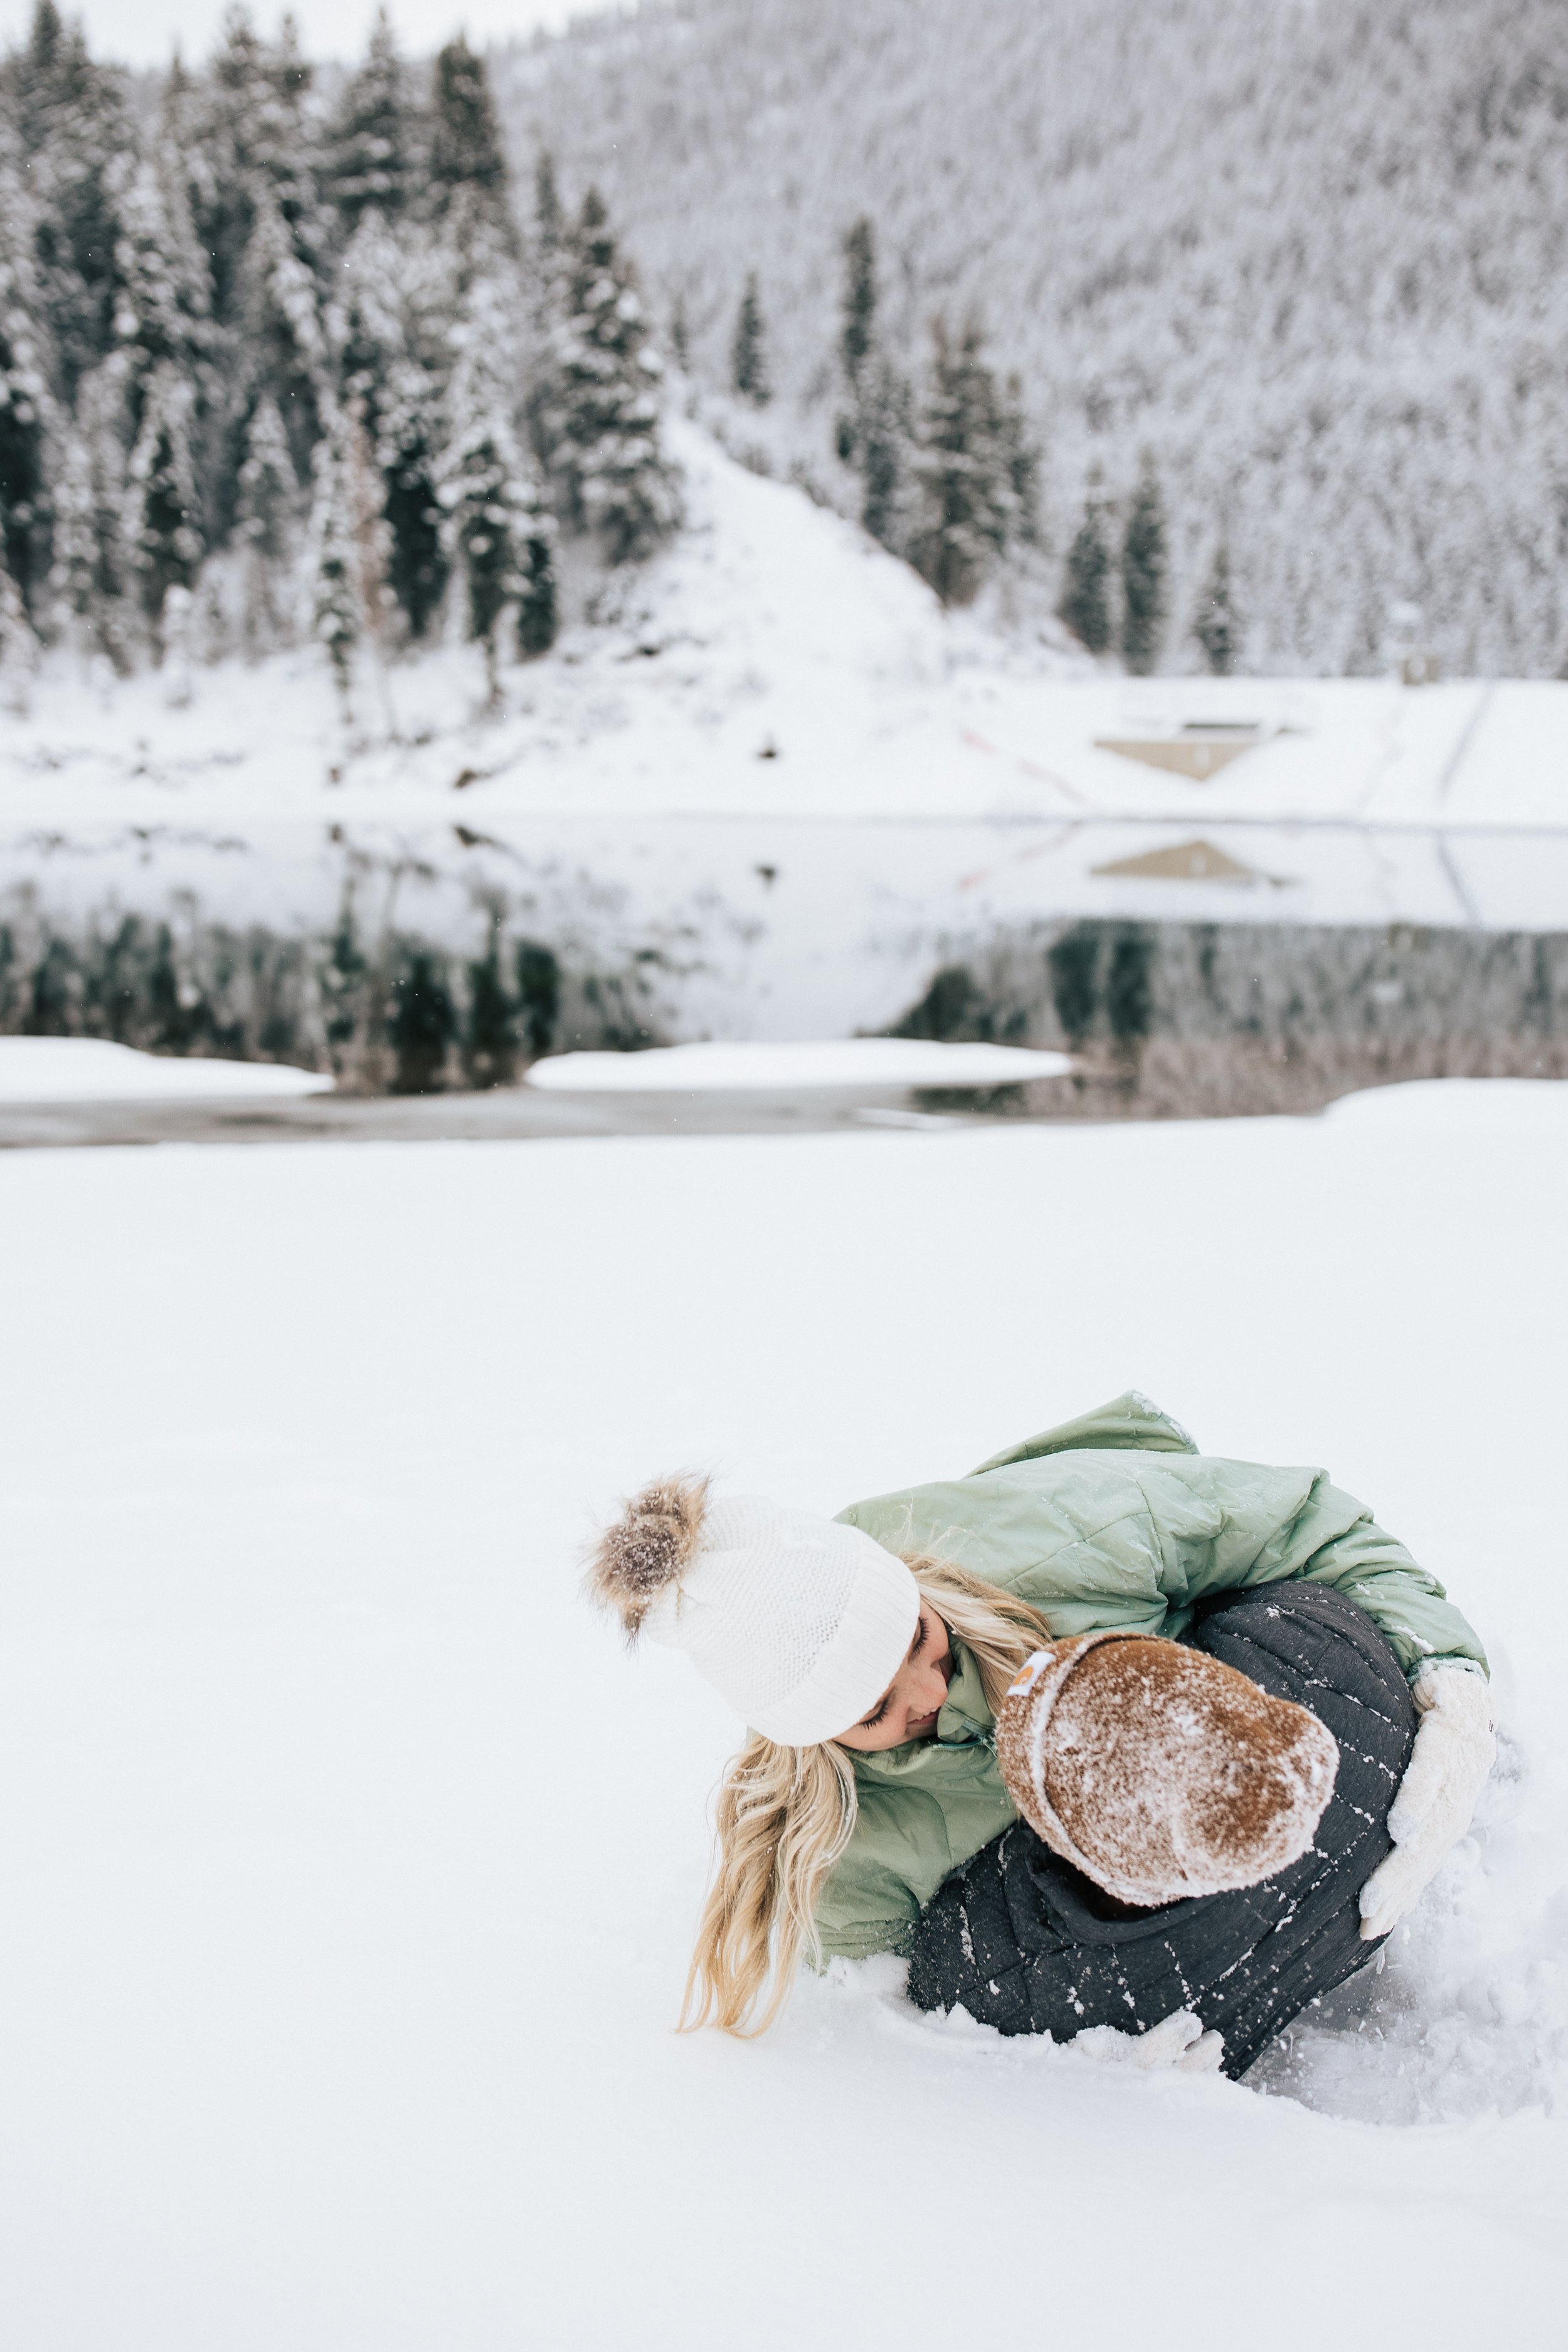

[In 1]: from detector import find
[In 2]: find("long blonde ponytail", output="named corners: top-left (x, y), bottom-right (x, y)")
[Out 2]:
top-left (680, 1557), bottom-right (1055, 2035)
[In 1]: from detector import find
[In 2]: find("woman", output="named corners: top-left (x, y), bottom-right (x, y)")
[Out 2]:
top-left (590, 1393), bottom-right (1493, 2077)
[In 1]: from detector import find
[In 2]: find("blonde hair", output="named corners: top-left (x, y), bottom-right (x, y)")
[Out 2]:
top-left (679, 1556), bottom-right (1054, 2037)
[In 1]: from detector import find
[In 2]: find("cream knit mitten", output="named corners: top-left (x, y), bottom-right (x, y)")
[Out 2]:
top-left (1358, 1663), bottom-right (1495, 1941)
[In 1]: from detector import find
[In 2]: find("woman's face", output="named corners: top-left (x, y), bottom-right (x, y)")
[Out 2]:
top-left (831, 1602), bottom-right (953, 1752)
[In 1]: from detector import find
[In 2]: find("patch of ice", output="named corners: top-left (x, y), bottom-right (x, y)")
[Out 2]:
top-left (524, 1037), bottom-right (1073, 1091)
top-left (0, 1038), bottom-right (333, 1103)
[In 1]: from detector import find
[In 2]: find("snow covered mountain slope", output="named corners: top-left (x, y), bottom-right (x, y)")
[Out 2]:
top-left (1, 415), bottom-right (1078, 829)
top-left (0, 1089), bottom-right (1563, 2347)
top-left (494, 0), bottom-right (1568, 677)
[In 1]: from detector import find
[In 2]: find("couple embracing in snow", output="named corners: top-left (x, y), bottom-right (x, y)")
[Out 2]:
top-left (591, 1394), bottom-right (1491, 2078)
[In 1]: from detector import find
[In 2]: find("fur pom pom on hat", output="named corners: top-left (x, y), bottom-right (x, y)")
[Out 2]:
top-left (585, 1475), bottom-right (711, 1637)
top-left (588, 1478), bottom-right (919, 1747)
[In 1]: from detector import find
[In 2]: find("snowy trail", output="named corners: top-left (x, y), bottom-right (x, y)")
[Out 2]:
top-left (0, 1097), bottom-right (1564, 2348)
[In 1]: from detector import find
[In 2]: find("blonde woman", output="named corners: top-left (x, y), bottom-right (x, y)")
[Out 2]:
top-left (590, 1394), bottom-right (1493, 2078)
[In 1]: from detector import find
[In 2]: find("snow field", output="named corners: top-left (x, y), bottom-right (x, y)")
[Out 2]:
top-left (0, 1089), bottom-right (1564, 2348)
top-left (0, 1039), bottom-right (332, 1102)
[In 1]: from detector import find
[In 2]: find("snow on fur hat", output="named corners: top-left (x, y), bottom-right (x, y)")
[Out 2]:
top-left (587, 1475), bottom-right (920, 1745)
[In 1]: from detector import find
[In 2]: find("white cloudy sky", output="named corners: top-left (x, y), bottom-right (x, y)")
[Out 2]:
top-left (0, 0), bottom-right (599, 67)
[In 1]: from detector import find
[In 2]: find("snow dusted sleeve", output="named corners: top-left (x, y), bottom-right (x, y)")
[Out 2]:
top-left (1131, 1456), bottom-right (1488, 1682)
top-left (1279, 1489), bottom-right (1488, 1683)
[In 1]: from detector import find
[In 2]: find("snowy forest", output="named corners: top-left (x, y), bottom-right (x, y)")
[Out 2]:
top-left (0, 2), bottom-right (686, 704)
top-left (0, 0), bottom-right (1058, 707)
top-left (8, 0), bottom-right (1568, 687)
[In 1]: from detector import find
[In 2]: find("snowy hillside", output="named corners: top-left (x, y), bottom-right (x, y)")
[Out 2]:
top-left (494, 0), bottom-right (1568, 675)
top-left (4, 419), bottom-right (1567, 1066)
top-left (1, 1085), bottom-right (1564, 2346)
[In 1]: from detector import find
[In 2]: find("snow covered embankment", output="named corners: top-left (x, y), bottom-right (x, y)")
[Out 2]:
top-left (4, 421), bottom-right (1568, 1095)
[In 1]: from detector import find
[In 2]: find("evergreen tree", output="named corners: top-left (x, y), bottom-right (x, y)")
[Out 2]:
top-left (534, 150), bottom-right (563, 254)
top-left (46, 425), bottom-right (95, 644)
top-left (462, 919), bottom-right (518, 1088)
top-left (60, 361), bottom-right (130, 666)
top-left (323, 208), bottom-right (448, 643)
top-left (8, 1), bottom-right (132, 400)
top-left (834, 218), bottom-right (914, 551)
top-left (536, 188), bottom-right (680, 565)
top-left (0, 545), bottom-right (38, 707)
top-left (123, 363), bottom-right (202, 657)
top-left (854, 355), bottom-right (909, 549)
top-left (439, 275), bottom-right (555, 696)
top-left (1121, 459), bottom-right (1168, 675)
top-left (997, 370), bottom-right (1039, 545)
top-left (5, 0), bottom-right (61, 134)
top-left (515, 509), bottom-right (558, 659)
top-left (112, 151), bottom-right (213, 425)
top-left (388, 946), bottom-right (456, 1093)
top-left (1195, 539), bottom-right (1239, 674)
top-left (0, 156), bottom-right (53, 613)
top-left (322, 8), bottom-right (418, 230)
top-left (669, 292), bottom-right (689, 373)
top-left (379, 359), bottom-right (448, 642)
top-left (236, 191), bottom-right (327, 485)
top-left (327, 204), bottom-right (404, 440)
top-left (1059, 481), bottom-right (1113, 654)
top-left (730, 273), bottom-right (771, 406)
top-left (514, 940), bottom-right (560, 1058)
top-left (191, 9), bottom-right (322, 329)
top-left (429, 36), bottom-right (511, 241)
top-left (840, 216), bottom-right (876, 393)
top-left (908, 317), bottom-right (1017, 607)
top-left (307, 396), bottom-right (364, 712)
top-left (234, 392), bottom-right (297, 648)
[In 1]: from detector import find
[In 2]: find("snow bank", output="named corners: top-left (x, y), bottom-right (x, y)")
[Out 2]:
top-left (0, 1099), bottom-right (1563, 2347)
top-left (1325, 1078), bottom-right (1568, 1134)
top-left (525, 1037), bottom-right (1073, 1090)
top-left (0, 1038), bottom-right (333, 1103)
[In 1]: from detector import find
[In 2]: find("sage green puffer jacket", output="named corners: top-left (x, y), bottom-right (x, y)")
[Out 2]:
top-left (818, 1392), bottom-right (1486, 1964)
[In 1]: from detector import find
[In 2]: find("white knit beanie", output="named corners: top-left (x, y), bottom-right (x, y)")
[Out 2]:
top-left (586, 1478), bottom-right (920, 1745)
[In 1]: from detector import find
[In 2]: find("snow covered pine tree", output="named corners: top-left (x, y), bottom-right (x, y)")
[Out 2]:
top-left (1059, 479), bottom-right (1115, 655)
top-left (309, 396), bottom-right (374, 716)
top-left (0, 148), bottom-right (50, 638)
top-left (834, 218), bottom-right (910, 552)
top-left (908, 317), bottom-right (1030, 607)
top-left (1195, 539), bottom-right (1239, 675)
top-left (1121, 459), bottom-right (1169, 675)
top-left (439, 274), bottom-right (556, 699)
top-left (730, 273), bottom-right (771, 406)
top-left (537, 188), bottom-right (680, 566)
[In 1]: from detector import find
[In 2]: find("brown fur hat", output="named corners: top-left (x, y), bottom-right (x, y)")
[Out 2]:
top-left (995, 1629), bottom-right (1339, 1906)
top-left (585, 1475), bottom-right (710, 1638)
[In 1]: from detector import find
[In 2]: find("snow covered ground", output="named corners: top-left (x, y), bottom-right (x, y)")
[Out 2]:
top-left (0, 1082), bottom-right (1563, 2349)
top-left (0, 1039), bottom-right (332, 1102)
